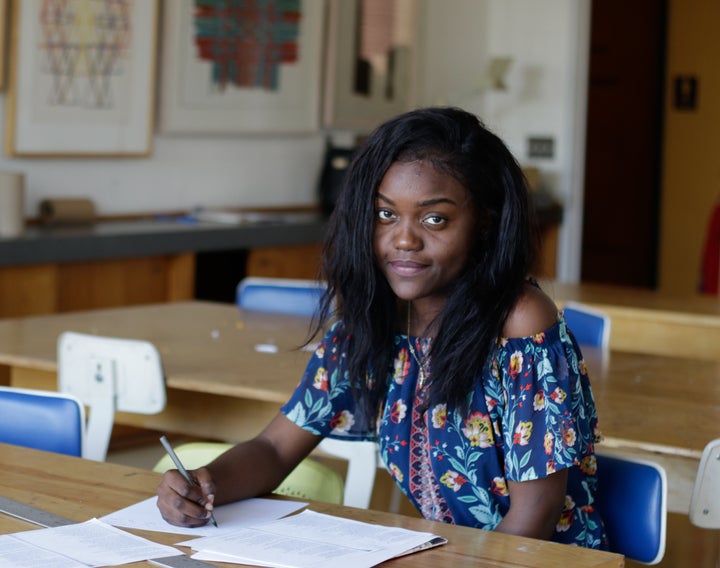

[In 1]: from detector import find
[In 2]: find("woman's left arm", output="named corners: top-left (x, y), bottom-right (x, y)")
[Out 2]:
top-left (496, 283), bottom-right (575, 539)
top-left (494, 469), bottom-right (568, 540)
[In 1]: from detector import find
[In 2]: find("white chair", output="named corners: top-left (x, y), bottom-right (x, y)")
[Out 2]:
top-left (314, 438), bottom-right (380, 509)
top-left (57, 331), bottom-right (166, 462)
top-left (689, 438), bottom-right (720, 529)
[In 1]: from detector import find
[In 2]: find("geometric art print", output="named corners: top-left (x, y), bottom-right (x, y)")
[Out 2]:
top-left (193, 0), bottom-right (301, 91)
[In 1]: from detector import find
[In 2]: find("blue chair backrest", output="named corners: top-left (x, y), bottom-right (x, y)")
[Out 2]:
top-left (562, 302), bottom-right (610, 349)
top-left (0, 386), bottom-right (84, 456)
top-left (236, 277), bottom-right (325, 317)
top-left (595, 453), bottom-right (667, 564)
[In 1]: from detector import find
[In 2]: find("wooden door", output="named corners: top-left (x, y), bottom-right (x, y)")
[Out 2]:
top-left (581, 0), bottom-right (666, 288)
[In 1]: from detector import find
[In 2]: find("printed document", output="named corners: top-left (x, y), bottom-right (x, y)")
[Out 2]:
top-left (179, 509), bottom-right (445, 568)
top-left (0, 518), bottom-right (182, 567)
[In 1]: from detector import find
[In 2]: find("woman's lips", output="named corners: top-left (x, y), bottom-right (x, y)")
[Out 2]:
top-left (389, 259), bottom-right (427, 276)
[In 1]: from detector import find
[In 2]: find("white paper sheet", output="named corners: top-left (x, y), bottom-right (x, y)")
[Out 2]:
top-left (0, 534), bottom-right (87, 568)
top-left (7, 518), bottom-right (182, 567)
top-left (100, 496), bottom-right (307, 538)
top-left (183, 509), bottom-right (441, 568)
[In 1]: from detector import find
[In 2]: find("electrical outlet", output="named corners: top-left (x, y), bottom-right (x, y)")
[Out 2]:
top-left (528, 137), bottom-right (555, 159)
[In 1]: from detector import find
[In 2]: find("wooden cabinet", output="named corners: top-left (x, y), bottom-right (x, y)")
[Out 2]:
top-left (0, 245), bottom-right (327, 318)
top-left (0, 254), bottom-right (195, 317)
top-left (246, 243), bottom-right (323, 279)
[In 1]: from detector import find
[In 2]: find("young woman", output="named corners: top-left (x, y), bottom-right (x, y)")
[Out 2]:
top-left (157, 107), bottom-right (606, 549)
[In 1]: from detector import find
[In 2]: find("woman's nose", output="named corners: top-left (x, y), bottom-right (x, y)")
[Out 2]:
top-left (393, 220), bottom-right (422, 250)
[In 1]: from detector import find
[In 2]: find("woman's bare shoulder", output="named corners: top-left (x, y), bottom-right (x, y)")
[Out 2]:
top-left (502, 282), bottom-right (559, 338)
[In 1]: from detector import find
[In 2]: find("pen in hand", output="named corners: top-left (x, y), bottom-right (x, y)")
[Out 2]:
top-left (159, 435), bottom-right (218, 527)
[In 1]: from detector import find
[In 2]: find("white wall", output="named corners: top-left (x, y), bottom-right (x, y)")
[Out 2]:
top-left (481, 0), bottom-right (590, 282)
top-left (1, 1), bottom-right (588, 281)
top-left (419, 0), bottom-right (590, 282)
top-left (418, 0), bottom-right (490, 115)
top-left (0, 110), bottom-right (327, 216)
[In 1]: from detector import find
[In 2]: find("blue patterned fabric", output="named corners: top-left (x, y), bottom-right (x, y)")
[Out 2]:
top-left (281, 315), bottom-right (607, 549)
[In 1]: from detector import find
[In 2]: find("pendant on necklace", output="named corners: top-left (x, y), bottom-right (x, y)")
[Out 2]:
top-left (407, 301), bottom-right (428, 389)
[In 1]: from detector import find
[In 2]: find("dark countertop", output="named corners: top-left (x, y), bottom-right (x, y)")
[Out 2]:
top-left (0, 212), bottom-right (327, 266)
top-left (0, 190), bottom-right (562, 267)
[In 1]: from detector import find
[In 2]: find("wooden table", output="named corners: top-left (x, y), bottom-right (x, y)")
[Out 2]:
top-left (540, 280), bottom-right (720, 516)
top-left (0, 301), bottom-right (311, 441)
top-left (543, 279), bottom-right (720, 361)
top-left (583, 348), bottom-right (720, 459)
top-left (0, 300), bottom-right (716, 514)
top-left (0, 300), bottom-right (717, 455)
top-left (0, 443), bottom-right (624, 567)
top-left (3, 299), bottom-right (716, 565)
top-left (580, 347), bottom-right (720, 515)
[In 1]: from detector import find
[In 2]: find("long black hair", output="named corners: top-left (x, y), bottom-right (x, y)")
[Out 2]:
top-left (315, 106), bottom-right (538, 419)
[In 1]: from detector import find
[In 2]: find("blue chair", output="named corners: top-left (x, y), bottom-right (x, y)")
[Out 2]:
top-left (562, 301), bottom-right (611, 349)
top-left (596, 452), bottom-right (667, 564)
top-left (0, 386), bottom-right (85, 456)
top-left (236, 277), bottom-right (326, 317)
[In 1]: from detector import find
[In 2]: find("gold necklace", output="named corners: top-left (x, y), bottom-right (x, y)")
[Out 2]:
top-left (407, 303), bottom-right (427, 388)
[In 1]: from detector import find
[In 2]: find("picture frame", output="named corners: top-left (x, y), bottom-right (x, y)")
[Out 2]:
top-left (159, 0), bottom-right (325, 134)
top-left (323, 0), bottom-right (421, 132)
top-left (5, 0), bottom-right (158, 157)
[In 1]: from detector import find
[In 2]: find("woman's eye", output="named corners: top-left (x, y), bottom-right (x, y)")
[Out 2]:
top-left (423, 215), bottom-right (446, 226)
top-left (377, 209), bottom-right (394, 221)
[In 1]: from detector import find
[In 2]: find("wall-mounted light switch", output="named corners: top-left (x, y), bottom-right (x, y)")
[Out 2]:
top-left (674, 75), bottom-right (698, 110)
top-left (528, 136), bottom-right (555, 159)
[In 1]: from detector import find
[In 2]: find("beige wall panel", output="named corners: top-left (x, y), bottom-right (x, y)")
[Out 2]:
top-left (660, 0), bottom-right (720, 295)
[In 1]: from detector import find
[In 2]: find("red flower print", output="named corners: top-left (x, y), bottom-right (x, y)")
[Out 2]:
top-left (491, 476), bottom-right (509, 496)
top-left (389, 399), bottom-right (407, 424)
top-left (508, 351), bottom-right (524, 377)
top-left (462, 411), bottom-right (495, 447)
top-left (329, 410), bottom-right (355, 433)
top-left (550, 387), bottom-right (567, 403)
top-left (440, 470), bottom-right (467, 491)
top-left (512, 421), bottom-right (533, 445)
top-left (312, 367), bottom-right (328, 391)
top-left (532, 332), bottom-right (546, 344)
top-left (431, 404), bottom-right (447, 429)
top-left (544, 431), bottom-right (554, 455)
top-left (393, 349), bottom-right (410, 384)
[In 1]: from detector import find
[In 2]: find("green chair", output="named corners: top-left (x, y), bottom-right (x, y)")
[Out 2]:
top-left (153, 441), bottom-right (345, 504)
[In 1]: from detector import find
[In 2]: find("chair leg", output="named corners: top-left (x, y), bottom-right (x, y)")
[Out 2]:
top-left (388, 485), bottom-right (404, 514)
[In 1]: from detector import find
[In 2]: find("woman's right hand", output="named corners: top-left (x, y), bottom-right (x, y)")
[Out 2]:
top-left (156, 467), bottom-right (216, 527)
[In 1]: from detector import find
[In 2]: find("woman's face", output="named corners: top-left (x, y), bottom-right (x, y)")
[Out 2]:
top-left (373, 160), bottom-right (477, 313)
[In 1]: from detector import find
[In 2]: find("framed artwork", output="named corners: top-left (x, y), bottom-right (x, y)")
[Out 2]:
top-left (323, 0), bottom-right (420, 132)
top-left (159, 0), bottom-right (325, 134)
top-left (5, 0), bottom-right (158, 157)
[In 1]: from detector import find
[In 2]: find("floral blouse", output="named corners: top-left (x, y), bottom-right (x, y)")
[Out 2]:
top-left (281, 315), bottom-right (607, 549)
